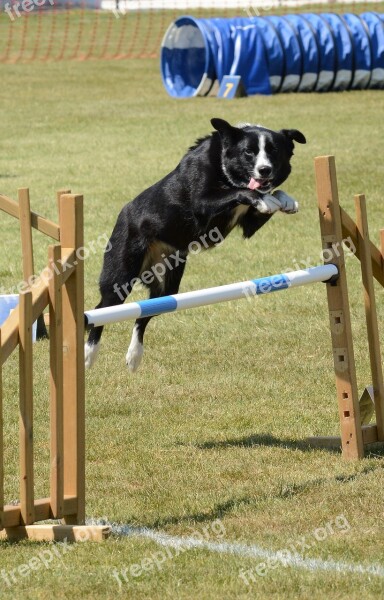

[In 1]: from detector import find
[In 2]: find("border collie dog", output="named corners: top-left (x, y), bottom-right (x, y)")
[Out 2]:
top-left (85, 118), bottom-right (306, 371)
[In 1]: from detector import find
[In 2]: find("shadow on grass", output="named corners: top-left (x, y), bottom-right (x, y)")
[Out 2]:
top-left (146, 464), bottom-right (383, 530)
top-left (185, 432), bottom-right (384, 458)
top-left (150, 497), bottom-right (254, 529)
top-left (364, 444), bottom-right (384, 458)
top-left (189, 433), bottom-right (339, 454)
top-left (190, 433), bottom-right (384, 458)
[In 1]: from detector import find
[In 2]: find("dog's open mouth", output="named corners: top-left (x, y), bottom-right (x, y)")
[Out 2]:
top-left (248, 177), bottom-right (272, 191)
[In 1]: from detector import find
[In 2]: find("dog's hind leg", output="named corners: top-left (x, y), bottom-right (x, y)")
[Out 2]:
top-left (126, 259), bottom-right (187, 372)
top-left (85, 292), bottom-right (125, 369)
top-left (85, 253), bottom-right (145, 369)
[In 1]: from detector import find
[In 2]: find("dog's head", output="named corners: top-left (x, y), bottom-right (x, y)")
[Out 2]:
top-left (211, 118), bottom-right (306, 194)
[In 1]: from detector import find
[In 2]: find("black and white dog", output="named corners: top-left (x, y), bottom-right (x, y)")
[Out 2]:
top-left (85, 118), bottom-right (306, 371)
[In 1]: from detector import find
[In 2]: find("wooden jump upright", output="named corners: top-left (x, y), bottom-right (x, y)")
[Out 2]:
top-left (313, 156), bottom-right (384, 459)
top-left (18, 188), bottom-right (48, 340)
top-left (0, 189), bottom-right (109, 541)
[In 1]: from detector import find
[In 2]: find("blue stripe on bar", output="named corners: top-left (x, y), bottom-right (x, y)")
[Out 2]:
top-left (137, 296), bottom-right (178, 317)
top-left (252, 274), bottom-right (290, 295)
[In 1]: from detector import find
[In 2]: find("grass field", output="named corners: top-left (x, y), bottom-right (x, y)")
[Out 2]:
top-left (1, 28), bottom-right (384, 600)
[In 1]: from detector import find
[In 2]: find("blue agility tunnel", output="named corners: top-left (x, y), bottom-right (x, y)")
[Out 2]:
top-left (161, 12), bottom-right (384, 97)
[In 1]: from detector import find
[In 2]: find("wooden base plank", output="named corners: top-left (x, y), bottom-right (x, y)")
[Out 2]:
top-left (362, 424), bottom-right (379, 445)
top-left (2, 496), bottom-right (78, 528)
top-left (307, 425), bottom-right (380, 450)
top-left (306, 436), bottom-right (342, 449)
top-left (0, 524), bottom-right (111, 542)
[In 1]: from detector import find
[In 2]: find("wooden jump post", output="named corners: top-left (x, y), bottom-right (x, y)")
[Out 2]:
top-left (312, 155), bottom-right (384, 459)
top-left (0, 189), bottom-right (110, 542)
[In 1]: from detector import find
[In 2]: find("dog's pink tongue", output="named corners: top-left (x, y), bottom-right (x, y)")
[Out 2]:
top-left (248, 177), bottom-right (261, 190)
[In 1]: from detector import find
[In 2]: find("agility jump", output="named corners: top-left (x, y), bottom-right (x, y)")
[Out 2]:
top-left (84, 155), bottom-right (384, 461)
top-left (0, 155), bottom-right (384, 543)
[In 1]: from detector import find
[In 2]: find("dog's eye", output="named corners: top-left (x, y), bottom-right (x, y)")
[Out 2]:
top-left (267, 145), bottom-right (278, 156)
top-left (244, 151), bottom-right (253, 158)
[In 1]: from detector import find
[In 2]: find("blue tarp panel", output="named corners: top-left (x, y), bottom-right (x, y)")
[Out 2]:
top-left (321, 13), bottom-right (353, 91)
top-left (267, 16), bottom-right (302, 92)
top-left (284, 15), bottom-right (319, 92)
top-left (300, 14), bottom-right (336, 92)
top-left (342, 13), bottom-right (372, 88)
top-left (256, 18), bottom-right (284, 92)
top-left (360, 12), bottom-right (384, 88)
top-left (226, 19), bottom-right (271, 95)
top-left (161, 13), bottom-right (384, 97)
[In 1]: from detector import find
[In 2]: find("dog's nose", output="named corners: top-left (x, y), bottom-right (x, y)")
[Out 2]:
top-left (258, 166), bottom-right (272, 178)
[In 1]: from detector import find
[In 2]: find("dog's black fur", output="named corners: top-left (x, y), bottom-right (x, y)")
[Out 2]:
top-left (85, 118), bottom-right (306, 370)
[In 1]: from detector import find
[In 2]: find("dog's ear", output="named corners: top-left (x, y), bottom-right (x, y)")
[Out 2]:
top-left (280, 129), bottom-right (306, 144)
top-left (211, 118), bottom-right (240, 139)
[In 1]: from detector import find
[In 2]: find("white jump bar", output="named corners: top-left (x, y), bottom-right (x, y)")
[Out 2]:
top-left (84, 264), bottom-right (338, 327)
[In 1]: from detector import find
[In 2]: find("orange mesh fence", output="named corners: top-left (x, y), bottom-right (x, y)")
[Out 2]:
top-left (0, 0), bottom-right (383, 63)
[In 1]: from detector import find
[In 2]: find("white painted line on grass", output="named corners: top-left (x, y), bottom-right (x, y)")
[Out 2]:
top-left (87, 519), bottom-right (384, 578)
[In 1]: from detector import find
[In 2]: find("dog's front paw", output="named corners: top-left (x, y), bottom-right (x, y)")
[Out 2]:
top-left (256, 194), bottom-right (282, 215)
top-left (272, 190), bottom-right (299, 214)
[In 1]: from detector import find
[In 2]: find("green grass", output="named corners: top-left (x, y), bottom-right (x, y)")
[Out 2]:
top-left (1, 36), bottom-right (384, 600)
